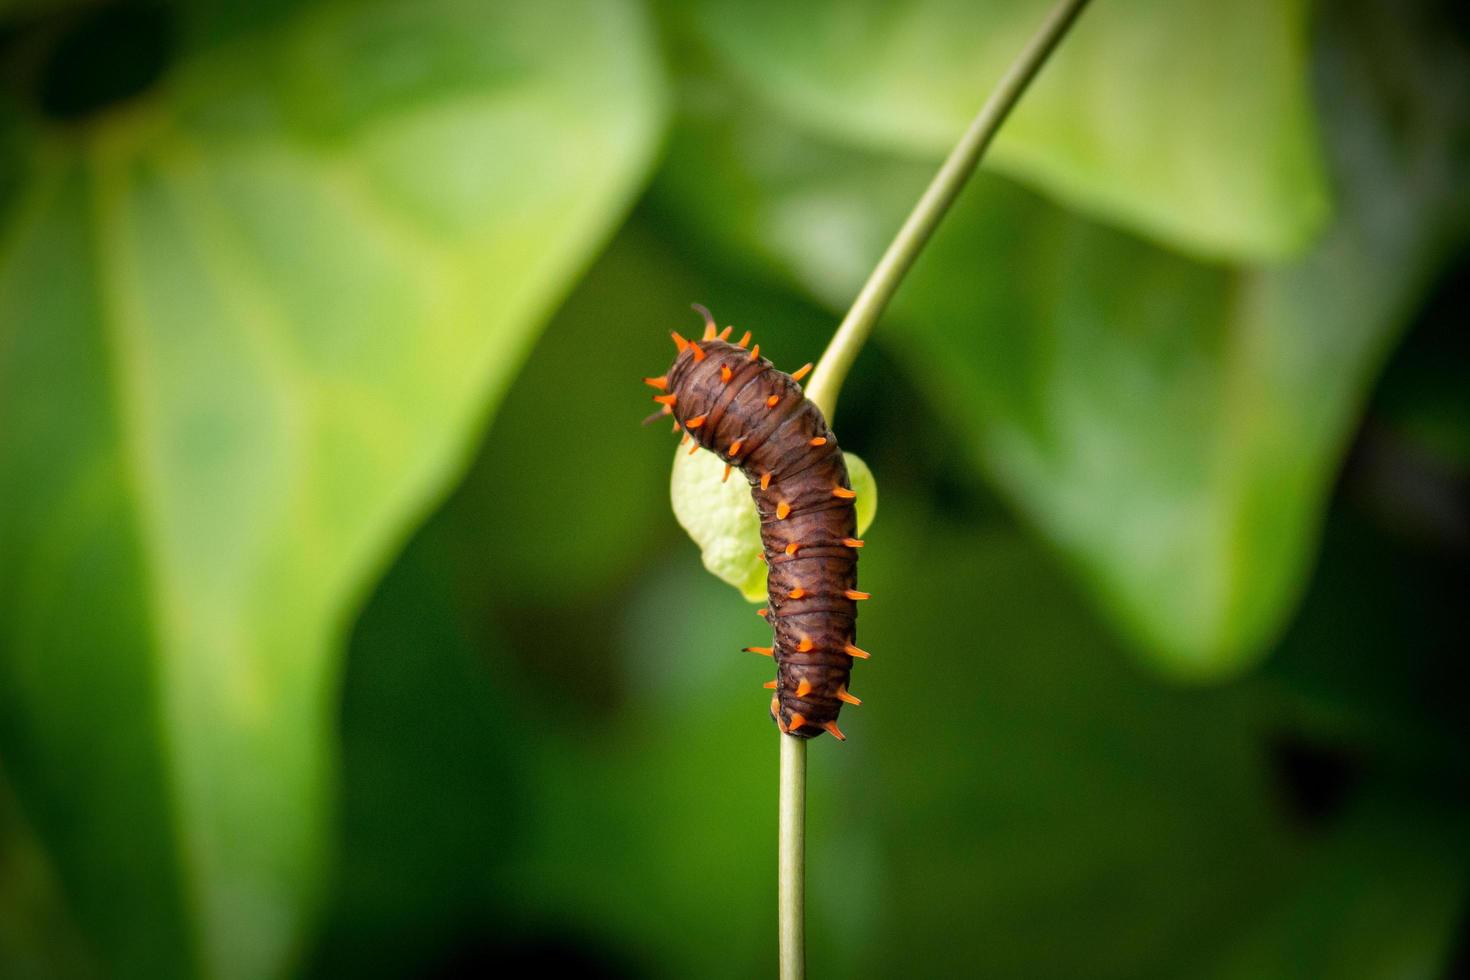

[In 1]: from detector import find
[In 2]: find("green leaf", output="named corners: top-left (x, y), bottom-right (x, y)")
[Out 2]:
top-left (890, 3), bottom-right (1470, 676)
top-left (671, 447), bottom-right (876, 602)
top-left (0, 2), bottom-right (663, 977)
top-left (653, 0), bottom-right (1470, 676)
top-left (689, 0), bottom-right (1329, 260)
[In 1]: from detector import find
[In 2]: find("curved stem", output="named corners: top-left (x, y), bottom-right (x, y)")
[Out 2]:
top-left (778, 734), bottom-right (806, 980)
top-left (804, 0), bottom-right (1093, 421)
top-left (777, 2), bottom-right (1090, 973)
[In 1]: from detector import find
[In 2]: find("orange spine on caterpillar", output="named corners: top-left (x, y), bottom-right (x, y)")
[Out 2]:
top-left (644, 305), bottom-right (866, 740)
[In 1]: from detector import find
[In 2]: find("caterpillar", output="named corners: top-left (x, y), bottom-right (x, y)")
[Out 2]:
top-left (645, 306), bottom-right (867, 741)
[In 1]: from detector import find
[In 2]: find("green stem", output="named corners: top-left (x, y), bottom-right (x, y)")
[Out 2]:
top-left (778, 734), bottom-right (806, 980)
top-left (804, 0), bottom-right (1093, 421)
top-left (780, 2), bottom-right (1091, 974)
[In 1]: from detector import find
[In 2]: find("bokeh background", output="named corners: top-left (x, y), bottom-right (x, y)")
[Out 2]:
top-left (2, 0), bottom-right (1468, 977)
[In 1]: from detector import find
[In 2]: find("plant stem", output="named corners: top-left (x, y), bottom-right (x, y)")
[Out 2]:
top-left (778, 734), bottom-right (806, 980)
top-left (804, 0), bottom-right (1093, 421)
top-left (780, 2), bottom-right (1091, 974)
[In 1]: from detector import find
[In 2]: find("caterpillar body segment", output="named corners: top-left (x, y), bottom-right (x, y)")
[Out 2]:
top-left (652, 320), bottom-right (865, 740)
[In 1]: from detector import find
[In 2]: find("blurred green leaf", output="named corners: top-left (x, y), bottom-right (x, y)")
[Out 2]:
top-left (435, 211), bottom-right (846, 608)
top-left (689, 0), bottom-right (1329, 260)
top-left (671, 447), bottom-right (876, 602)
top-left (891, 0), bottom-right (1470, 675)
top-left (0, 1), bottom-right (663, 977)
top-left (655, 0), bottom-right (1470, 676)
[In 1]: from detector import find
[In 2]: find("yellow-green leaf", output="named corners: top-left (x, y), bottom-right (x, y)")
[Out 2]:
top-left (671, 447), bottom-right (876, 602)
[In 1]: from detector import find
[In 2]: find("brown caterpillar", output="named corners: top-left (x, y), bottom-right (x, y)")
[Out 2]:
top-left (645, 306), bottom-right (867, 741)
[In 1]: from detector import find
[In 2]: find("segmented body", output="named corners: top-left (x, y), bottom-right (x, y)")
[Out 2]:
top-left (648, 323), bottom-right (866, 740)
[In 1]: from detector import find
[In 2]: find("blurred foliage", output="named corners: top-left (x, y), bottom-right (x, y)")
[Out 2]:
top-left (1, 0), bottom-right (1467, 978)
top-left (308, 208), bottom-right (1469, 978)
top-left (687, 0), bottom-right (1329, 260)
top-left (0, 0), bottom-right (661, 976)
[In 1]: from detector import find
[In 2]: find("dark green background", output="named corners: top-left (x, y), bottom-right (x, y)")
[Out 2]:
top-left (1, 0), bottom-right (1467, 977)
